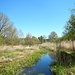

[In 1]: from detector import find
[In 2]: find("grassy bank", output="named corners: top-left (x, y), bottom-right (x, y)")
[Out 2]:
top-left (0, 49), bottom-right (48, 75)
top-left (52, 63), bottom-right (75, 75)
top-left (51, 49), bottom-right (75, 75)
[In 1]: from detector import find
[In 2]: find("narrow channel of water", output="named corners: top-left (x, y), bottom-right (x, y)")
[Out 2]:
top-left (21, 54), bottom-right (54, 75)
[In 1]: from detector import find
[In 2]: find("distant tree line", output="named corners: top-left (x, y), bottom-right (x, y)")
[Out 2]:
top-left (0, 12), bottom-right (41, 45)
top-left (1, 8), bottom-right (75, 48)
top-left (0, 12), bottom-right (60, 45)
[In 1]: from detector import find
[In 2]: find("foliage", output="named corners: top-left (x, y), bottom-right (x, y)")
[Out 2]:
top-left (32, 36), bottom-right (40, 44)
top-left (0, 12), bottom-right (21, 45)
top-left (38, 35), bottom-right (47, 43)
top-left (24, 33), bottom-right (40, 45)
top-left (51, 50), bottom-right (75, 75)
top-left (48, 31), bottom-right (58, 40)
top-left (63, 14), bottom-right (75, 50)
top-left (51, 62), bottom-right (75, 75)
top-left (0, 34), bottom-right (3, 45)
top-left (63, 14), bottom-right (75, 41)
top-left (48, 31), bottom-right (58, 43)
top-left (38, 36), bottom-right (43, 43)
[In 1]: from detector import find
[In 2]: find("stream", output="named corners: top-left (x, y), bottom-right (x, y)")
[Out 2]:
top-left (21, 53), bottom-right (54, 75)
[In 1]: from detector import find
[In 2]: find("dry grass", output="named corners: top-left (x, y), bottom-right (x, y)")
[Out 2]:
top-left (57, 41), bottom-right (75, 50)
top-left (40, 42), bottom-right (56, 50)
top-left (0, 45), bottom-right (39, 51)
top-left (0, 45), bottom-right (40, 63)
top-left (0, 41), bottom-right (74, 63)
top-left (40, 41), bottom-right (75, 51)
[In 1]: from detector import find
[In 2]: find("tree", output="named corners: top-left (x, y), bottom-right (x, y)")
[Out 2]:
top-left (38, 36), bottom-right (43, 44)
top-left (42, 35), bottom-right (47, 42)
top-left (24, 33), bottom-right (32, 45)
top-left (0, 34), bottom-right (3, 45)
top-left (63, 14), bottom-right (75, 50)
top-left (3, 24), bottom-right (19, 45)
top-left (0, 12), bottom-right (11, 35)
top-left (24, 33), bottom-right (40, 45)
top-left (18, 29), bottom-right (24, 44)
top-left (0, 12), bottom-right (19, 45)
top-left (10, 27), bottom-right (19, 45)
top-left (48, 31), bottom-right (58, 42)
top-left (32, 36), bottom-right (40, 44)
top-left (18, 29), bottom-right (24, 38)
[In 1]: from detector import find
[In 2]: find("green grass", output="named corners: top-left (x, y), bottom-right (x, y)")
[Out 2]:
top-left (51, 49), bottom-right (75, 75)
top-left (0, 50), bottom-right (23, 58)
top-left (51, 62), bottom-right (75, 75)
top-left (0, 49), bottom-right (48, 75)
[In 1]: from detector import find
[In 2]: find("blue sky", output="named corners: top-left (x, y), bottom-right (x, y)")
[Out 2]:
top-left (0, 0), bottom-right (75, 37)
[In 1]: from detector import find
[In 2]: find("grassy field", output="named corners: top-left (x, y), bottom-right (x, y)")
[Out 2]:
top-left (0, 46), bottom-right (49, 75)
top-left (0, 45), bottom-right (40, 63)
top-left (1, 42), bottom-right (75, 75)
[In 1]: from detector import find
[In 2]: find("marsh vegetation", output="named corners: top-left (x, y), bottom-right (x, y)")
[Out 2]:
top-left (0, 48), bottom-right (50, 75)
top-left (51, 48), bottom-right (75, 75)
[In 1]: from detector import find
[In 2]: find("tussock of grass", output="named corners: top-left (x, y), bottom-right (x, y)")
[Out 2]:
top-left (52, 63), bottom-right (75, 75)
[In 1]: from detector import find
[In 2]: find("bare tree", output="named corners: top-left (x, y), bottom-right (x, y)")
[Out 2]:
top-left (0, 12), bottom-right (10, 34)
top-left (0, 12), bottom-right (19, 45)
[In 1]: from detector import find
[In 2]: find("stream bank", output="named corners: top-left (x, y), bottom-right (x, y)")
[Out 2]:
top-left (0, 49), bottom-right (52, 75)
top-left (51, 49), bottom-right (75, 75)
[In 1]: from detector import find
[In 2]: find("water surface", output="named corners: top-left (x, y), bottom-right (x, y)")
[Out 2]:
top-left (21, 54), bottom-right (54, 75)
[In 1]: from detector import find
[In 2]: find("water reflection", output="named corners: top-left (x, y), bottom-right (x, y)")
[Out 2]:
top-left (21, 54), bottom-right (54, 75)
top-left (57, 50), bottom-right (75, 66)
